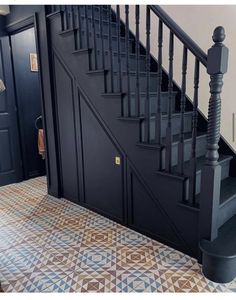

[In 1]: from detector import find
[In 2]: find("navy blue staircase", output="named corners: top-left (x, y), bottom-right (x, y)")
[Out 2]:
top-left (46, 5), bottom-right (236, 283)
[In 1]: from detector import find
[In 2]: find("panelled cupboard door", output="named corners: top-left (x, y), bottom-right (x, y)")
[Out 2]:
top-left (80, 95), bottom-right (125, 222)
top-left (53, 54), bottom-right (79, 203)
top-left (0, 36), bottom-right (23, 186)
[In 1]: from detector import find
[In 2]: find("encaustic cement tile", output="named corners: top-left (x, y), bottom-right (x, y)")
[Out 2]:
top-left (1, 176), bottom-right (236, 293)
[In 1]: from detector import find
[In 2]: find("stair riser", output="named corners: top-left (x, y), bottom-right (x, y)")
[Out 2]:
top-left (151, 113), bottom-right (192, 138)
top-left (219, 195), bottom-right (236, 228)
top-left (186, 159), bottom-right (231, 197)
top-left (81, 33), bottom-right (134, 53)
top-left (106, 53), bottom-right (146, 73)
top-left (80, 18), bottom-right (119, 36)
top-left (160, 135), bottom-right (207, 168)
top-left (107, 74), bottom-right (160, 93)
top-left (123, 94), bottom-right (177, 117)
top-left (61, 7), bottom-right (111, 29)
top-left (88, 50), bottom-right (148, 72)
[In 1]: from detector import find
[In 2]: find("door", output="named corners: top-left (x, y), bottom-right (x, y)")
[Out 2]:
top-left (10, 26), bottom-right (45, 179)
top-left (53, 54), bottom-right (79, 203)
top-left (80, 95), bottom-right (125, 222)
top-left (0, 36), bottom-right (23, 186)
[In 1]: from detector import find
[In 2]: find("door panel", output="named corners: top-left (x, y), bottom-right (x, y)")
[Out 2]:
top-left (53, 54), bottom-right (79, 202)
top-left (11, 27), bottom-right (45, 179)
top-left (80, 95), bottom-right (124, 222)
top-left (0, 36), bottom-right (23, 186)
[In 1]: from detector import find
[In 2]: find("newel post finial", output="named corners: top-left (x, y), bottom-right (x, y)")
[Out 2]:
top-left (205, 26), bottom-right (229, 166)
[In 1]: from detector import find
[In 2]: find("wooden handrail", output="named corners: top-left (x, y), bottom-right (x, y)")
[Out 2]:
top-left (148, 5), bottom-right (207, 67)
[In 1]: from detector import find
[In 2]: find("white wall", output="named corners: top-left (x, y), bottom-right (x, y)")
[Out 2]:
top-left (0, 5), bottom-right (9, 15)
top-left (116, 5), bottom-right (236, 152)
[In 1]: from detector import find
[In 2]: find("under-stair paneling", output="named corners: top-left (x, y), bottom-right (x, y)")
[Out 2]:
top-left (47, 11), bottom-right (200, 257)
top-left (127, 165), bottom-right (185, 249)
top-left (52, 52), bottom-right (79, 203)
top-left (80, 93), bottom-right (125, 222)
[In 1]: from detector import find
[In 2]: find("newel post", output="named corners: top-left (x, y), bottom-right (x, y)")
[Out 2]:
top-left (199, 26), bottom-right (229, 242)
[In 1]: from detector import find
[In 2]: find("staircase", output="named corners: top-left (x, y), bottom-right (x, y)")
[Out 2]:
top-left (45, 5), bottom-right (236, 283)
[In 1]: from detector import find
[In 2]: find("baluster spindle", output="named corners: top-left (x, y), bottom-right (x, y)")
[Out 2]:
top-left (177, 46), bottom-right (188, 175)
top-left (100, 6), bottom-right (105, 69)
top-left (71, 5), bottom-right (76, 28)
top-left (189, 58), bottom-right (199, 205)
top-left (77, 6), bottom-right (82, 49)
top-left (84, 6), bottom-right (89, 49)
top-left (199, 27), bottom-right (228, 241)
top-left (135, 5), bottom-right (140, 117)
top-left (165, 31), bottom-right (174, 172)
top-left (84, 6), bottom-right (91, 70)
top-left (155, 19), bottom-right (163, 147)
top-left (68, 5), bottom-right (72, 29)
top-left (59, 5), bottom-right (65, 31)
top-left (117, 5), bottom-right (122, 93)
top-left (92, 6), bottom-right (98, 69)
top-left (108, 5), bottom-right (114, 92)
top-left (144, 6), bottom-right (151, 142)
top-left (72, 6), bottom-right (78, 50)
top-left (64, 5), bottom-right (68, 30)
top-left (125, 5), bottom-right (131, 116)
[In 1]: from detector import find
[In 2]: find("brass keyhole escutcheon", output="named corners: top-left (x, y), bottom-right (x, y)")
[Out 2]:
top-left (115, 156), bottom-right (121, 165)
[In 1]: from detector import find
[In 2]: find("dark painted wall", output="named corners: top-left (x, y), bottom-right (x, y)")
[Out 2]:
top-left (0, 5), bottom-right (49, 187)
top-left (0, 16), bottom-right (6, 36)
top-left (6, 5), bottom-right (42, 26)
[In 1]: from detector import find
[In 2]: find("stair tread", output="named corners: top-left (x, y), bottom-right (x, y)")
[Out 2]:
top-left (112, 52), bottom-right (146, 59)
top-left (113, 71), bottom-right (158, 76)
top-left (220, 176), bottom-right (236, 205)
top-left (102, 92), bottom-right (125, 97)
top-left (130, 91), bottom-right (178, 96)
top-left (200, 215), bottom-right (236, 258)
top-left (119, 111), bottom-right (192, 121)
top-left (87, 69), bottom-right (108, 74)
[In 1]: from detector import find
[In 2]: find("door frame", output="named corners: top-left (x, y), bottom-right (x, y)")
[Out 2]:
top-left (5, 14), bottom-right (50, 184)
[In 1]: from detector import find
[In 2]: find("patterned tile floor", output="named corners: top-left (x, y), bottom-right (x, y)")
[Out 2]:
top-left (0, 177), bottom-right (236, 293)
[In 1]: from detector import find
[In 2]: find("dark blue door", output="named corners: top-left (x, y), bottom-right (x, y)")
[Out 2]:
top-left (0, 36), bottom-right (23, 186)
top-left (11, 27), bottom-right (45, 179)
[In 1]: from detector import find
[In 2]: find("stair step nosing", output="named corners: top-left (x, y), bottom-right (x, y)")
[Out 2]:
top-left (177, 201), bottom-right (200, 212)
top-left (220, 193), bottom-right (236, 209)
top-left (117, 117), bottom-right (144, 122)
top-left (59, 28), bottom-right (77, 35)
top-left (47, 11), bottom-right (61, 18)
top-left (72, 48), bottom-right (92, 55)
top-left (136, 143), bottom-right (162, 150)
top-left (87, 69), bottom-right (108, 75)
top-left (101, 93), bottom-right (125, 98)
top-left (130, 91), bottom-right (178, 96)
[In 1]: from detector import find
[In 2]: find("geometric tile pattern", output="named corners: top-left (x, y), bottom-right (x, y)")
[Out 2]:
top-left (0, 176), bottom-right (236, 292)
